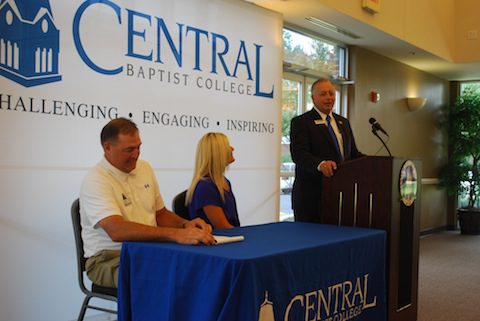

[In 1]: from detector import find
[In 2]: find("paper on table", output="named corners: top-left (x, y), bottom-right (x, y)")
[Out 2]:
top-left (213, 235), bottom-right (245, 245)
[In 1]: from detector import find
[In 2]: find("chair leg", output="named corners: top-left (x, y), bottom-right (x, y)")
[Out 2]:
top-left (77, 295), bottom-right (92, 321)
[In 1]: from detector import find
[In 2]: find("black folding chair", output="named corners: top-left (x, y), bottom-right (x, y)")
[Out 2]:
top-left (172, 190), bottom-right (190, 219)
top-left (70, 199), bottom-right (117, 321)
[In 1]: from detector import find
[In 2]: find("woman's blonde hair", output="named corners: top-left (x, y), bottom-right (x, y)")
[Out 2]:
top-left (186, 132), bottom-right (232, 204)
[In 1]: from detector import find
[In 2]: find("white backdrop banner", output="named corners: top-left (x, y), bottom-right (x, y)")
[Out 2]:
top-left (0, 0), bottom-right (282, 224)
top-left (1, 1), bottom-right (281, 319)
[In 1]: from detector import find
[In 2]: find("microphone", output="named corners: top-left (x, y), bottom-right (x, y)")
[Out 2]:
top-left (369, 117), bottom-right (389, 137)
top-left (368, 117), bottom-right (392, 156)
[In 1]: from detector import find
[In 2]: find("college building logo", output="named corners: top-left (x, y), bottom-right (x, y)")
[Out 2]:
top-left (258, 291), bottom-right (275, 321)
top-left (0, 0), bottom-right (61, 87)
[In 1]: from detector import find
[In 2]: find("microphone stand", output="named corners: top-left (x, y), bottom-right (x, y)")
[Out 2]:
top-left (372, 128), bottom-right (392, 156)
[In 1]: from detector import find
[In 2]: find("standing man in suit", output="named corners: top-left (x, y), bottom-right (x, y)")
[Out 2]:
top-left (290, 78), bottom-right (364, 223)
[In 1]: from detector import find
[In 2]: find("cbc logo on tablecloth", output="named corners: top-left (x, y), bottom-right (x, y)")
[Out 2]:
top-left (0, 0), bottom-right (62, 87)
top-left (259, 274), bottom-right (378, 321)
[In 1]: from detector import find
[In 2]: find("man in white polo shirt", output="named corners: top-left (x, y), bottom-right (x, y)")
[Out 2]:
top-left (80, 117), bottom-right (215, 288)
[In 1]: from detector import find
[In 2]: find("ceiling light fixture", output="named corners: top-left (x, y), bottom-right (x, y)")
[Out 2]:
top-left (305, 17), bottom-right (361, 40)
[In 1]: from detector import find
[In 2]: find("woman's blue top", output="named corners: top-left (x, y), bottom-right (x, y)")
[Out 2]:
top-left (188, 177), bottom-right (240, 227)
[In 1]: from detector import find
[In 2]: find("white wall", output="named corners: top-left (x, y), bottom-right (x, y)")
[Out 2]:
top-left (0, 0), bottom-right (282, 320)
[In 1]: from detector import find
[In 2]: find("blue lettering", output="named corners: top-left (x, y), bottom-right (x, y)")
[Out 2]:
top-left (72, 1), bottom-right (274, 98)
top-left (186, 26), bottom-right (209, 71)
top-left (211, 33), bottom-right (231, 76)
top-left (73, 0), bottom-right (123, 75)
top-left (232, 40), bottom-right (252, 80)
top-left (254, 44), bottom-right (274, 98)
top-left (126, 9), bottom-right (152, 61)
top-left (155, 18), bottom-right (183, 67)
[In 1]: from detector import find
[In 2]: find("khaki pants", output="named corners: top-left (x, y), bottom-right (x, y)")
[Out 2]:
top-left (85, 249), bottom-right (121, 288)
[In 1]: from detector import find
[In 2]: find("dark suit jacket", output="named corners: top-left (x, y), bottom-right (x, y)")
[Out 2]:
top-left (289, 109), bottom-right (363, 223)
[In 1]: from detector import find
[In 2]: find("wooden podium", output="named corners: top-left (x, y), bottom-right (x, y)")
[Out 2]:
top-left (321, 156), bottom-right (421, 321)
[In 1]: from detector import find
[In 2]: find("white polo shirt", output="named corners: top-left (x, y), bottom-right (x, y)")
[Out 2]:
top-left (80, 157), bottom-right (165, 257)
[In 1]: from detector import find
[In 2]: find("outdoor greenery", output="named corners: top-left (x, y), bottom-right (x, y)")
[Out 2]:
top-left (283, 30), bottom-right (338, 76)
top-left (440, 84), bottom-right (480, 208)
top-left (281, 29), bottom-right (336, 138)
top-left (280, 29), bottom-right (340, 165)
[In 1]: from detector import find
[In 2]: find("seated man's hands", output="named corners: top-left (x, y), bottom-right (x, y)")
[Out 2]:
top-left (177, 223), bottom-right (216, 245)
top-left (184, 217), bottom-right (213, 233)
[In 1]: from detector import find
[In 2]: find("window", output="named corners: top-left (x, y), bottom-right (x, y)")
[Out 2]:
top-left (280, 28), bottom-right (349, 221)
top-left (460, 81), bottom-right (480, 95)
top-left (283, 28), bottom-right (346, 79)
top-left (279, 75), bottom-right (301, 221)
top-left (282, 28), bottom-right (348, 116)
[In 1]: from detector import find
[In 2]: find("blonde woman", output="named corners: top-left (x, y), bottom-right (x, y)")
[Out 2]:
top-left (186, 132), bottom-right (240, 229)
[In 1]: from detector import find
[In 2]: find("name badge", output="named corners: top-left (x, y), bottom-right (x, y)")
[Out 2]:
top-left (314, 119), bottom-right (326, 125)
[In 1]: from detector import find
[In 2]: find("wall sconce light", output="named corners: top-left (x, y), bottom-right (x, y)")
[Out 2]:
top-left (370, 91), bottom-right (380, 103)
top-left (406, 97), bottom-right (427, 111)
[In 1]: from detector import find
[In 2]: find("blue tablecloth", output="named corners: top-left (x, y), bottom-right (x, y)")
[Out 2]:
top-left (118, 222), bottom-right (386, 321)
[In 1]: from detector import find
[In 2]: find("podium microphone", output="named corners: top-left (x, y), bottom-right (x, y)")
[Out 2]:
top-left (368, 117), bottom-right (392, 156)
top-left (369, 117), bottom-right (389, 137)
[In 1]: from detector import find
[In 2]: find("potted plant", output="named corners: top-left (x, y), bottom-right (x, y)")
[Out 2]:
top-left (440, 86), bottom-right (480, 234)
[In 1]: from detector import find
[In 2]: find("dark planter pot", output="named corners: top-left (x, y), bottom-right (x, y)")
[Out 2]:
top-left (458, 208), bottom-right (480, 235)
